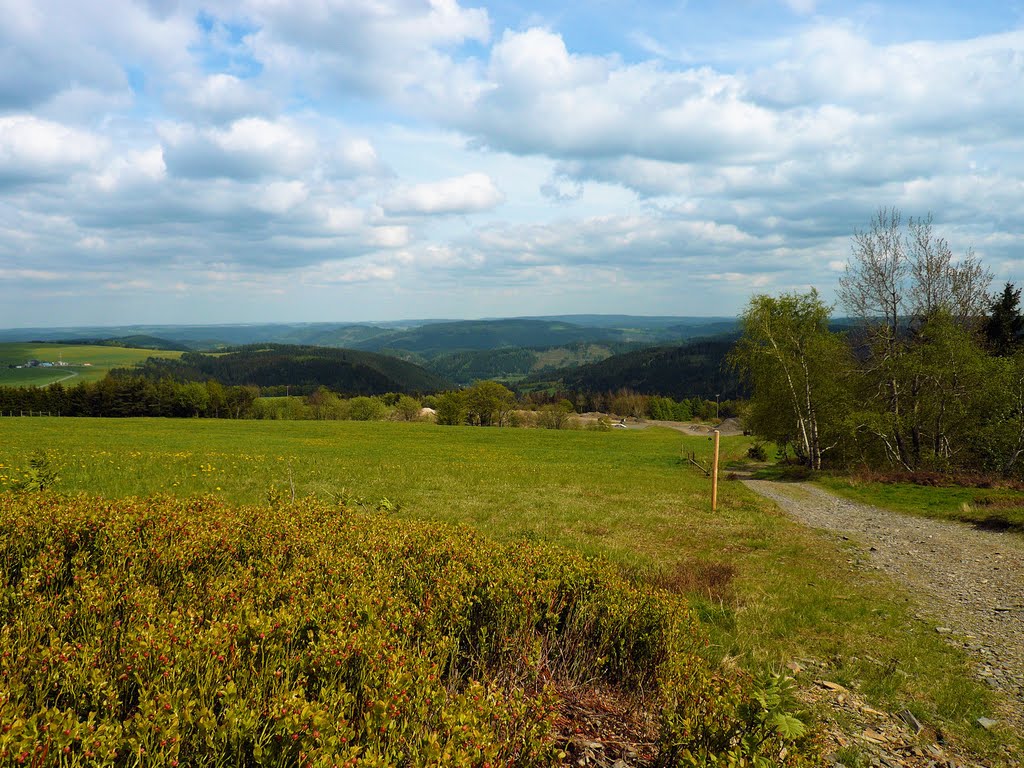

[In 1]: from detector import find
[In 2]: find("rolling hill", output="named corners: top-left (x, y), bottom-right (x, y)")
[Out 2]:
top-left (0, 342), bottom-right (184, 387)
top-left (0, 316), bottom-right (740, 355)
top-left (116, 345), bottom-right (449, 395)
top-left (0, 323), bottom-right (395, 350)
top-left (349, 318), bottom-right (634, 356)
top-left (535, 336), bottom-right (743, 400)
top-left (426, 342), bottom-right (629, 386)
top-left (53, 335), bottom-right (192, 351)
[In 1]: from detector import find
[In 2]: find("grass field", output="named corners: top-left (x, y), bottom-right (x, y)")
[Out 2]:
top-left (0, 418), bottom-right (1018, 763)
top-left (0, 342), bottom-right (183, 387)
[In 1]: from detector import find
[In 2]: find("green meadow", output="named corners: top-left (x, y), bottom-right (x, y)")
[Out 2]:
top-left (0, 342), bottom-right (183, 387)
top-left (0, 417), bottom-right (1018, 762)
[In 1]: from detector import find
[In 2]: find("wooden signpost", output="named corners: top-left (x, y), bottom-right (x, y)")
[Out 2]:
top-left (711, 429), bottom-right (720, 512)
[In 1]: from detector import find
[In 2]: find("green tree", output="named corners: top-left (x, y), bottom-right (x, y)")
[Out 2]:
top-left (536, 399), bottom-right (575, 429)
top-left (393, 395), bottom-right (422, 421)
top-left (434, 390), bottom-right (468, 426)
top-left (883, 312), bottom-right (993, 469)
top-left (732, 291), bottom-right (851, 470)
top-left (984, 282), bottom-right (1023, 356)
top-left (465, 381), bottom-right (516, 426)
top-left (347, 396), bottom-right (386, 421)
top-left (307, 386), bottom-right (344, 420)
top-left (225, 385), bottom-right (258, 418)
top-left (974, 352), bottom-right (1024, 476)
top-left (205, 380), bottom-right (226, 418)
top-left (838, 208), bottom-right (992, 469)
top-left (177, 381), bottom-right (210, 418)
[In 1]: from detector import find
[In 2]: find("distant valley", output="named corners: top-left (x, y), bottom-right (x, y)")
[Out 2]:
top-left (0, 315), bottom-right (741, 398)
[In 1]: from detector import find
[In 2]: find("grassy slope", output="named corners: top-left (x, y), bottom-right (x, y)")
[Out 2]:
top-left (0, 342), bottom-right (183, 387)
top-left (0, 418), bottom-right (1016, 762)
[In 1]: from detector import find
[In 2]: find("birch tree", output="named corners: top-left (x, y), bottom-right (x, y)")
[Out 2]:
top-left (732, 291), bottom-right (850, 470)
top-left (838, 208), bottom-right (992, 469)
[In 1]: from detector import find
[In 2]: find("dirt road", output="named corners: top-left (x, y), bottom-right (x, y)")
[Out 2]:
top-left (745, 480), bottom-right (1024, 727)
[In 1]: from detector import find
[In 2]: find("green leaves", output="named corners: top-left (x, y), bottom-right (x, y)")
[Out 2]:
top-left (0, 491), bottom-right (815, 766)
top-left (12, 450), bottom-right (59, 492)
top-left (732, 291), bottom-right (851, 469)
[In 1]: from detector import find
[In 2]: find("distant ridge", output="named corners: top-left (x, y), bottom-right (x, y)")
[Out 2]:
top-left (118, 344), bottom-right (449, 395)
top-left (53, 335), bottom-right (192, 352)
top-left (0, 315), bottom-right (739, 351)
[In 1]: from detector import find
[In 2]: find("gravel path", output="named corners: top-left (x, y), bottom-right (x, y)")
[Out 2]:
top-left (744, 480), bottom-right (1024, 735)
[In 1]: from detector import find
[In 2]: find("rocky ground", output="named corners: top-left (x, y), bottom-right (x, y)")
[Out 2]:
top-left (744, 480), bottom-right (1024, 767)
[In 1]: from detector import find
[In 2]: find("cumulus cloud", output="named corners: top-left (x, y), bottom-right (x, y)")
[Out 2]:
top-left (0, 116), bottom-right (106, 185)
top-left (381, 173), bottom-right (504, 215)
top-left (95, 147), bottom-right (167, 192)
top-left (0, 0), bottom-right (194, 110)
top-left (245, 0), bottom-right (490, 103)
top-left (169, 73), bottom-right (276, 123)
top-left (2, 0), bottom-right (1024, 324)
top-left (453, 28), bottom-right (782, 163)
top-left (160, 117), bottom-right (316, 179)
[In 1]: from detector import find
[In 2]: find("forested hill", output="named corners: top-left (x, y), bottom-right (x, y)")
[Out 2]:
top-left (0, 317), bottom-right (739, 352)
top-left (54, 335), bottom-right (192, 352)
top-left (540, 337), bottom-right (743, 400)
top-left (114, 345), bottom-right (449, 395)
top-left (350, 319), bottom-right (639, 356)
top-left (425, 342), bottom-right (632, 385)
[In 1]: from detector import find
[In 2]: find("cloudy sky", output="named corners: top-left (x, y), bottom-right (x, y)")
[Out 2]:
top-left (2, 0), bottom-right (1023, 327)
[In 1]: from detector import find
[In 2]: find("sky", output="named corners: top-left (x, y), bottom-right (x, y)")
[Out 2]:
top-left (2, 0), bottom-right (1023, 327)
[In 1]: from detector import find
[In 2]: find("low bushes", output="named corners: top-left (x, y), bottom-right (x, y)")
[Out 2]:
top-left (0, 493), bottom-right (816, 766)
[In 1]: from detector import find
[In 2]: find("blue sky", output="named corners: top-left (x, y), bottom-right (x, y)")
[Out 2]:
top-left (2, 0), bottom-right (1023, 326)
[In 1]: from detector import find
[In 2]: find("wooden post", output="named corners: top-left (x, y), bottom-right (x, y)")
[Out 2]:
top-left (711, 429), bottom-right (720, 512)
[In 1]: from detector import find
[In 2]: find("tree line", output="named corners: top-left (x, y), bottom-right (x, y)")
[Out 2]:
top-left (0, 372), bottom-right (736, 427)
top-left (0, 377), bottom-right (260, 418)
top-left (733, 208), bottom-right (1024, 477)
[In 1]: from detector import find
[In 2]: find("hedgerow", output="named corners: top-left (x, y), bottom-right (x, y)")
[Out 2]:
top-left (0, 493), bottom-right (816, 766)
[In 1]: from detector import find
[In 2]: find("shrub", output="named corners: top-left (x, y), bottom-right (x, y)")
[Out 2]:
top-left (0, 493), bottom-right (818, 767)
top-left (392, 395), bottom-right (422, 421)
top-left (347, 396), bottom-right (386, 421)
top-left (536, 401), bottom-right (575, 430)
top-left (434, 391), bottom-right (468, 426)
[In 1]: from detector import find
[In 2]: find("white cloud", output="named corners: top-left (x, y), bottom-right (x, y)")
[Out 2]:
top-left (305, 259), bottom-right (398, 284)
top-left (246, 0), bottom-right (490, 103)
top-left (254, 181), bottom-right (308, 214)
top-left (367, 226), bottom-right (411, 248)
top-left (319, 205), bottom-right (365, 234)
top-left (171, 73), bottom-right (276, 123)
top-left (333, 138), bottom-right (385, 177)
top-left (381, 172), bottom-right (504, 215)
top-left (160, 117), bottom-right (315, 179)
top-left (0, 0), bottom-right (195, 110)
top-left (95, 147), bottom-right (167, 192)
top-left (2, 1), bottom-right (1024, 325)
top-left (452, 28), bottom-right (784, 164)
top-left (0, 115), bottom-right (106, 184)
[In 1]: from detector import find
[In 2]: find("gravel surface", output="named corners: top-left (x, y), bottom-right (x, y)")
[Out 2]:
top-left (744, 480), bottom-right (1024, 738)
